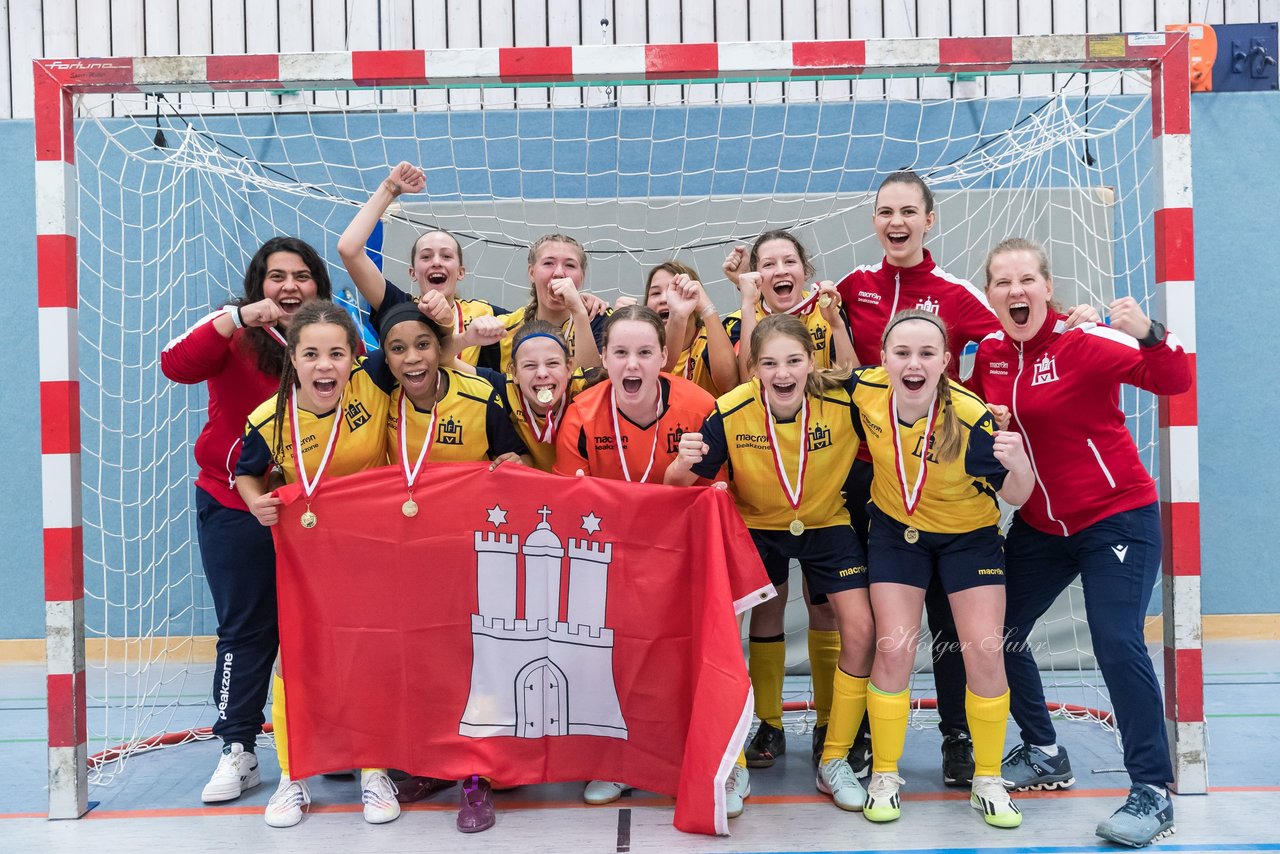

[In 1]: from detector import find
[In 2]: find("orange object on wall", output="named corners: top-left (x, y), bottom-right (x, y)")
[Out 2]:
top-left (1167, 23), bottom-right (1218, 91)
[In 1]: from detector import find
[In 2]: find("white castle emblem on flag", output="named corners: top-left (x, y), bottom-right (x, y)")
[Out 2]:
top-left (1031, 354), bottom-right (1059, 386)
top-left (915, 296), bottom-right (940, 314)
top-left (459, 506), bottom-right (628, 740)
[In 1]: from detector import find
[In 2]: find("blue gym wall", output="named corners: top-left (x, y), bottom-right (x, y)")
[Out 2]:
top-left (0, 91), bottom-right (1275, 638)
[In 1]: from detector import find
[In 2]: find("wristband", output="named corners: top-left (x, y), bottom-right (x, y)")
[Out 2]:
top-left (224, 305), bottom-right (244, 329)
top-left (699, 305), bottom-right (719, 319)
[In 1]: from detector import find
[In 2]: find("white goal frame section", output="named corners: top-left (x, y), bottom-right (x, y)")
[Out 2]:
top-left (34, 33), bottom-right (1204, 818)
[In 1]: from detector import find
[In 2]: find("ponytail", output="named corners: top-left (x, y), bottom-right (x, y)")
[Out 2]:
top-left (931, 376), bottom-right (964, 464)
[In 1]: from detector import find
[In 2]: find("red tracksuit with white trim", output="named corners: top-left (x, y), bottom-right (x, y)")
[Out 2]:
top-left (836, 249), bottom-right (999, 380)
top-left (161, 312), bottom-right (281, 749)
top-left (835, 249), bottom-right (998, 738)
top-left (972, 311), bottom-right (1191, 786)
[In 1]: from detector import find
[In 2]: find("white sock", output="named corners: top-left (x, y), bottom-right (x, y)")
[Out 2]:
top-left (1142, 782), bottom-right (1168, 798)
top-left (1033, 743), bottom-right (1059, 757)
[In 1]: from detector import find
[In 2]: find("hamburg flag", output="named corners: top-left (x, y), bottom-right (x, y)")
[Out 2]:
top-left (271, 462), bottom-right (775, 835)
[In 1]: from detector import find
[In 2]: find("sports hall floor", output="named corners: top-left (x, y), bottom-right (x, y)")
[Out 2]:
top-left (2, 640), bottom-right (1277, 853)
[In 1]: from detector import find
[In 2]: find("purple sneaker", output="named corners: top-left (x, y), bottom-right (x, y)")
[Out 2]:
top-left (457, 775), bottom-right (496, 833)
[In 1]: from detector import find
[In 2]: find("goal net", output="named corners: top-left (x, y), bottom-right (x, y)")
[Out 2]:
top-left (46, 38), bottom-right (1192, 791)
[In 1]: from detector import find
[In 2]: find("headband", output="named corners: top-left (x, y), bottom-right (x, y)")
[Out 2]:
top-left (512, 330), bottom-right (570, 359)
top-left (378, 301), bottom-right (448, 347)
top-left (882, 311), bottom-right (947, 343)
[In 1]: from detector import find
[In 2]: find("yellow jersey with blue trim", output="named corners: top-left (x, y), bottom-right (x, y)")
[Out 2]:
top-left (366, 280), bottom-right (502, 367)
top-left (691, 378), bottom-right (859, 530)
top-left (724, 299), bottom-right (840, 369)
top-left (492, 309), bottom-right (611, 372)
top-left (386, 367), bottom-right (528, 463)
top-left (478, 367), bottom-right (589, 473)
top-left (237, 359), bottom-right (390, 482)
top-left (673, 326), bottom-right (723, 397)
top-left (851, 366), bottom-right (1007, 534)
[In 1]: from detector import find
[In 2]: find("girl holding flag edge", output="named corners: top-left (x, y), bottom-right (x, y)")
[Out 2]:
top-left (234, 301), bottom-right (398, 829)
top-left (666, 313), bottom-right (876, 814)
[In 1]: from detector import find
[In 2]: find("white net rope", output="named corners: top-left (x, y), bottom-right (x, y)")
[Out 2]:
top-left (72, 69), bottom-right (1159, 780)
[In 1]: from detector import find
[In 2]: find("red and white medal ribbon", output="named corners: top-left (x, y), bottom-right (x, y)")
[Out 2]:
top-left (889, 390), bottom-right (939, 517)
top-left (398, 383), bottom-right (439, 495)
top-left (453, 301), bottom-right (466, 335)
top-left (609, 386), bottom-right (662, 483)
top-left (519, 389), bottom-right (564, 445)
top-left (760, 289), bottom-right (819, 317)
top-left (762, 386), bottom-right (809, 514)
top-left (266, 326), bottom-right (288, 346)
top-left (289, 389), bottom-right (343, 513)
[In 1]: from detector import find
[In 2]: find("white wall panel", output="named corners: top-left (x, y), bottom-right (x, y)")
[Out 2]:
top-left (0, 1), bottom-right (1274, 119)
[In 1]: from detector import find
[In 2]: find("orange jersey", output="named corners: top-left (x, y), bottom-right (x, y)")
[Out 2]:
top-left (554, 374), bottom-right (716, 483)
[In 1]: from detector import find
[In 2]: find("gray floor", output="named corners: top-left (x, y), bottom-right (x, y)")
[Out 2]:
top-left (2, 641), bottom-right (1278, 852)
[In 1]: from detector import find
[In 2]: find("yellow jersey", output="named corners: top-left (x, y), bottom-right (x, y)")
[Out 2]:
top-left (238, 359), bottom-right (390, 482)
top-left (692, 378), bottom-right (860, 530)
top-left (724, 298), bottom-right (842, 369)
top-left (386, 368), bottom-right (527, 463)
top-left (851, 366), bottom-right (1006, 534)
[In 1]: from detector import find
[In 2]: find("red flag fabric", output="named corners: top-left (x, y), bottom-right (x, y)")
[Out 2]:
top-left (271, 462), bottom-right (775, 835)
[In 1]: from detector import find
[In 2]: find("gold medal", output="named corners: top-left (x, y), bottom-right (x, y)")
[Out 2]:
top-left (789, 518), bottom-right (805, 536)
top-left (300, 510), bottom-right (317, 529)
top-left (402, 499), bottom-right (419, 518)
top-left (818, 295), bottom-right (833, 309)
top-left (904, 526), bottom-right (919, 544)
top-left (536, 388), bottom-right (554, 405)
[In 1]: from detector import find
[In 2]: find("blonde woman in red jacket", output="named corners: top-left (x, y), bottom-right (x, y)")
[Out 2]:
top-left (971, 237), bottom-right (1191, 849)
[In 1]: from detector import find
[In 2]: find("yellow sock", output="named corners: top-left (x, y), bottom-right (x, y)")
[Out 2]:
top-left (867, 683), bottom-right (910, 774)
top-left (820, 669), bottom-right (868, 765)
top-left (965, 687), bottom-right (1011, 778)
top-left (271, 672), bottom-right (289, 777)
top-left (748, 637), bottom-right (786, 728)
top-left (807, 629), bottom-right (841, 727)
top-left (736, 749), bottom-right (747, 769)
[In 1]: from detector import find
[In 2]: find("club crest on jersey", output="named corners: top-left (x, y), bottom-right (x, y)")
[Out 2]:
top-left (664, 423), bottom-right (688, 454)
top-left (915, 296), bottom-right (940, 314)
top-left (912, 433), bottom-right (939, 462)
top-left (437, 416), bottom-right (464, 445)
top-left (344, 401), bottom-right (372, 431)
top-left (1031, 354), bottom-right (1059, 386)
top-left (807, 422), bottom-right (833, 451)
top-left (811, 324), bottom-right (827, 350)
top-left (460, 505), bottom-right (628, 740)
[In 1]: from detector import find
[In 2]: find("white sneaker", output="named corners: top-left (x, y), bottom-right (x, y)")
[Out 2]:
top-left (264, 776), bottom-right (311, 828)
top-left (725, 765), bottom-right (750, 818)
top-left (201, 743), bottom-right (260, 803)
top-left (360, 768), bottom-right (401, 825)
top-left (863, 771), bottom-right (904, 822)
top-left (817, 757), bottom-right (865, 812)
top-left (971, 775), bottom-right (1022, 828)
top-left (583, 780), bottom-right (632, 805)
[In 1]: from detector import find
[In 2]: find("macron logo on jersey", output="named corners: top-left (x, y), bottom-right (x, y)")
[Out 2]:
top-left (1111, 544), bottom-right (1129, 563)
top-left (1031, 354), bottom-right (1059, 386)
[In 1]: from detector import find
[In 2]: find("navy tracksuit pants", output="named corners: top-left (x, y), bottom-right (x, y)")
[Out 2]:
top-left (1002, 502), bottom-right (1174, 786)
top-left (195, 486), bottom-right (278, 748)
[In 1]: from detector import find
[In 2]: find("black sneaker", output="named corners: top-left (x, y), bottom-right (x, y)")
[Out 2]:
top-left (810, 724), bottom-right (827, 768)
top-left (849, 736), bottom-right (873, 778)
top-left (941, 731), bottom-right (975, 787)
top-left (745, 721), bottom-right (787, 768)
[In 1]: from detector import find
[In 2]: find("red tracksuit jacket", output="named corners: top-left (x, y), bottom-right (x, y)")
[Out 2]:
top-left (161, 312), bottom-right (279, 511)
top-left (971, 313), bottom-right (1191, 536)
top-left (835, 249), bottom-right (999, 380)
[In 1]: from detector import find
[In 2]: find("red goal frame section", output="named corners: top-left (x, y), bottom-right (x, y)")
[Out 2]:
top-left (33, 32), bottom-right (1203, 819)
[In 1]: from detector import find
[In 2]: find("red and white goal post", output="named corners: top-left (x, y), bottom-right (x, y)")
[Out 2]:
top-left (34, 32), bottom-right (1203, 818)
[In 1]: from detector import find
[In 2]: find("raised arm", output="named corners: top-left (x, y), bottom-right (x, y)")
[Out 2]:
top-left (336, 162), bottom-right (425, 311)
top-left (816, 280), bottom-right (858, 371)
